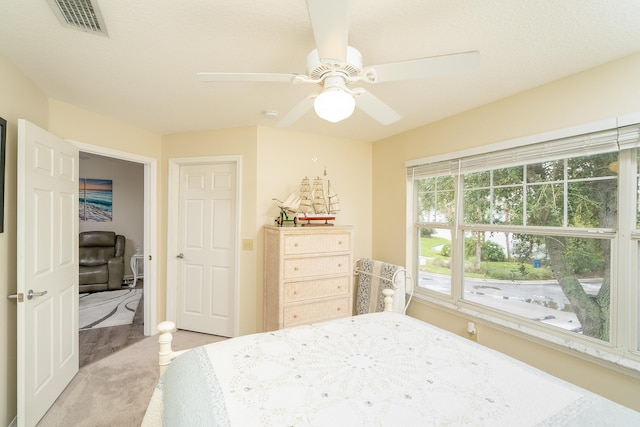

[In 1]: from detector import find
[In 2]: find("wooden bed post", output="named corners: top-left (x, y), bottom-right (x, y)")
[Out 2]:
top-left (158, 321), bottom-right (176, 376)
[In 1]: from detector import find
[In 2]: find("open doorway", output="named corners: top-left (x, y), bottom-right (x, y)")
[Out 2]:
top-left (73, 141), bottom-right (158, 360)
top-left (78, 152), bottom-right (146, 365)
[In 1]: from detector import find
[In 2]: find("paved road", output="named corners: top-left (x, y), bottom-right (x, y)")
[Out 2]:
top-left (417, 273), bottom-right (603, 332)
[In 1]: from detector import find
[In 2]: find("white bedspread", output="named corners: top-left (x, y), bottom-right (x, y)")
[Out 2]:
top-left (142, 312), bottom-right (640, 426)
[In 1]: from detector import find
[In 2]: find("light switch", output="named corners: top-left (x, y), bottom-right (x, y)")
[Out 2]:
top-left (242, 239), bottom-right (254, 251)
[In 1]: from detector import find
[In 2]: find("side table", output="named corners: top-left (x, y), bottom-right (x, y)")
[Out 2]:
top-left (130, 253), bottom-right (144, 288)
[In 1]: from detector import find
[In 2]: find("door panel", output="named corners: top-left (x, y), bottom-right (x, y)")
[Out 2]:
top-left (177, 163), bottom-right (236, 336)
top-left (17, 120), bottom-right (78, 427)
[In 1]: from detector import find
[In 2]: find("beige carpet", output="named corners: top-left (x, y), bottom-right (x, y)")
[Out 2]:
top-left (37, 330), bottom-right (226, 427)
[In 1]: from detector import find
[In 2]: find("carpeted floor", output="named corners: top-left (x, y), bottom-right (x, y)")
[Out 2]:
top-left (37, 329), bottom-right (226, 427)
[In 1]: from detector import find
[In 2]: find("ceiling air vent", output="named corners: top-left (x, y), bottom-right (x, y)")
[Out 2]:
top-left (46, 0), bottom-right (108, 36)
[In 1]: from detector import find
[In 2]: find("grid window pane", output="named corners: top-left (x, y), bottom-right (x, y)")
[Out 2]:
top-left (417, 176), bottom-right (455, 223)
top-left (462, 232), bottom-right (610, 341)
top-left (417, 228), bottom-right (452, 295)
top-left (411, 130), bottom-right (636, 363)
top-left (526, 183), bottom-right (564, 226)
top-left (493, 185), bottom-right (523, 225)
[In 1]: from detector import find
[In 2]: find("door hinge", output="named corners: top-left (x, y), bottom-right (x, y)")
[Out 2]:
top-left (8, 293), bottom-right (24, 302)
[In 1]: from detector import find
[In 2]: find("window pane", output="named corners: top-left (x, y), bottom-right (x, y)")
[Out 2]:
top-left (567, 152), bottom-right (618, 228)
top-left (493, 166), bottom-right (523, 185)
top-left (493, 185), bottom-right (523, 225)
top-left (463, 188), bottom-right (490, 224)
top-left (417, 177), bottom-right (455, 223)
top-left (567, 152), bottom-right (617, 180)
top-left (417, 228), bottom-right (452, 295)
top-left (568, 180), bottom-right (617, 228)
top-left (526, 183), bottom-right (564, 226)
top-left (493, 166), bottom-right (524, 226)
top-left (462, 231), bottom-right (610, 342)
top-left (526, 160), bottom-right (564, 183)
top-left (464, 170), bottom-right (490, 188)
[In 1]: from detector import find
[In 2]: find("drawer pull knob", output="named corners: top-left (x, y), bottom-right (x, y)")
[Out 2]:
top-left (293, 291), bottom-right (297, 295)
top-left (337, 307), bottom-right (341, 311)
top-left (293, 314), bottom-right (298, 318)
top-left (337, 264), bottom-right (342, 267)
top-left (294, 243), bottom-right (299, 247)
top-left (294, 267), bottom-right (299, 271)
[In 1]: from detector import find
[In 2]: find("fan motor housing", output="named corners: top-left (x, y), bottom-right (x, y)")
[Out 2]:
top-left (306, 46), bottom-right (363, 80)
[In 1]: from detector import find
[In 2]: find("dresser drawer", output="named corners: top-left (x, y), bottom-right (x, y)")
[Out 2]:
top-left (283, 254), bottom-right (350, 279)
top-left (284, 233), bottom-right (351, 255)
top-left (284, 276), bottom-right (350, 303)
top-left (264, 225), bottom-right (353, 332)
top-left (283, 298), bottom-right (351, 327)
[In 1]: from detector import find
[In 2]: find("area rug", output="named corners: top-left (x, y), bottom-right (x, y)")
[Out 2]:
top-left (79, 289), bottom-right (142, 330)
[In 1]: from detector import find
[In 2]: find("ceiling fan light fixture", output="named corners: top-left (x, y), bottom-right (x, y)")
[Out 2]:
top-left (313, 87), bottom-right (355, 123)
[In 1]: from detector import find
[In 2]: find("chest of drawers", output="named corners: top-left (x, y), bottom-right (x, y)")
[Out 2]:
top-left (264, 225), bottom-right (354, 331)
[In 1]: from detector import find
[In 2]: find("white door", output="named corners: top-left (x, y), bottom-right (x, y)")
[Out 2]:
top-left (176, 163), bottom-right (237, 336)
top-left (16, 120), bottom-right (78, 427)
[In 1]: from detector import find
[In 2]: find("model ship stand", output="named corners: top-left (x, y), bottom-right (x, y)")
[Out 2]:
top-left (297, 215), bottom-right (336, 226)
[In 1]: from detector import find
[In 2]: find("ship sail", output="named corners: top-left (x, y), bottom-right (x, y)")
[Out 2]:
top-left (280, 191), bottom-right (301, 212)
top-left (297, 177), bottom-right (313, 214)
top-left (327, 180), bottom-right (340, 214)
top-left (312, 177), bottom-right (328, 214)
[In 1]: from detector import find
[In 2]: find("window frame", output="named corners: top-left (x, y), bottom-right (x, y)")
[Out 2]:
top-left (406, 115), bottom-right (640, 373)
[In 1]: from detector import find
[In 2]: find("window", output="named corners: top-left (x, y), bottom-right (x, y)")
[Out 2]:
top-left (408, 123), bottom-right (640, 367)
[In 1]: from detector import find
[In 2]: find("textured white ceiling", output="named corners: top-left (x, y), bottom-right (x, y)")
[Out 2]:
top-left (1, 0), bottom-right (639, 142)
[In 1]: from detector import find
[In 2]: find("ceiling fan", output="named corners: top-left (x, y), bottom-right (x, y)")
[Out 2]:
top-left (197, 0), bottom-right (480, 126)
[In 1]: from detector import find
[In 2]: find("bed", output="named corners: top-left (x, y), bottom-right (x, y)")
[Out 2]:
top-left (142, 309), bottom-right (640, 426)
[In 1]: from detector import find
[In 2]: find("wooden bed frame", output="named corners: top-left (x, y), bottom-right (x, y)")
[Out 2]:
top-left (155, 288), bottom-right (395, 375)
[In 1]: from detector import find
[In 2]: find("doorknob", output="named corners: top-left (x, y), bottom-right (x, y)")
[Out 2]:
top-left (176, 253), bottom-right (184, 259)
top-left (27, 289), bottom-right (48, 300)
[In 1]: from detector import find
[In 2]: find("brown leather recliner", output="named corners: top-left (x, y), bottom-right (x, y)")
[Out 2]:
top-left (79, 231), bottom-right (125, 292)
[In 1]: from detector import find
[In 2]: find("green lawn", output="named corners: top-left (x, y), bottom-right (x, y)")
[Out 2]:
top-left (420, 236), bottom-right (553, 280)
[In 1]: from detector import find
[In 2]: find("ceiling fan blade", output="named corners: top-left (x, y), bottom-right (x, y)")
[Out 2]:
top-left (197, 72), bottom-right (296, 83)
top-left (306, 0), bottom-right (349, 64)
top-left (356, 90), bottom-right (401, 126)
top-left (276, 96), bottom-right (315, 128)
top-left (372, 51), bottom-right (481, 83)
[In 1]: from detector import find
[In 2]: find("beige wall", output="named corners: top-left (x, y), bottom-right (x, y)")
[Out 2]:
top-left (256, 126), bottom-right (372, 328)
top-left (255, 126), bottom-right (372, 258)
top-left (372, 52), bottom-right (640, 411)
top-left (162, 127), bottom-right (259, 333)
top-left (163, 126), bottom-right (372, 333)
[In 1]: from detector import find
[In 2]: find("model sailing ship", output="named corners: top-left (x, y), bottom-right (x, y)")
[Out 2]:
top-left (273, 174), bottom-right (340, 226)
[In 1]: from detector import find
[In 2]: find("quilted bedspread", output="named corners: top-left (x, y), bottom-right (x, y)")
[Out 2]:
top-left (142, 312), bottom-right (640, 426)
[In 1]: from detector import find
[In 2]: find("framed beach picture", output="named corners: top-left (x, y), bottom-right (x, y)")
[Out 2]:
top-left (0, 117), bottom-right (6, 233)
top-left (79, 178), bottom-right (113, 222)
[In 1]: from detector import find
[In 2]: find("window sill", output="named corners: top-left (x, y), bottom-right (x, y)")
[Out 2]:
top-left (410, 291), bottom-right (640, 378)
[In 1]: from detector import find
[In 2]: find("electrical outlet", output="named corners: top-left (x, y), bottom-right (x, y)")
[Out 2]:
top-left (242, 239), bottom-right (254, 251)
top-left (467, 321), bottom-right (478, 342)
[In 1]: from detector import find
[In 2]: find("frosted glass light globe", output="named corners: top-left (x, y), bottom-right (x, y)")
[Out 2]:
top-left (313, 88), bottom-right (356, 123)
